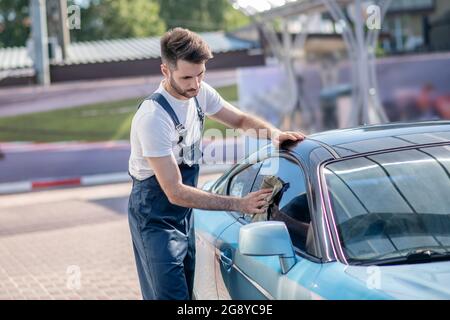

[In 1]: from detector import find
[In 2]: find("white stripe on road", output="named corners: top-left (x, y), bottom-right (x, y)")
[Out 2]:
top-left (0, 181), bottom-right (32, 194)
top-left (81, 172), bottom-right (131, 186)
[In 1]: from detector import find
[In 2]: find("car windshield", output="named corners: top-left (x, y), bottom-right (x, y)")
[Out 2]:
top-left (323, 145), bottom-right (450, 263)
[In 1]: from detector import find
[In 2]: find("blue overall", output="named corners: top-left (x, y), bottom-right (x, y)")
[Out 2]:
top-left (128, 93), bottom-right (203, 300)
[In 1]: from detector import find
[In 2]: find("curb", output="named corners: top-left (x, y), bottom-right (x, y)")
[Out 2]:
top-left (0, 172), bottom-right (130, 195)
top-left (0, 165), bottom-right (232, 195)
top-left (0, 138), bottom-right (243, 153)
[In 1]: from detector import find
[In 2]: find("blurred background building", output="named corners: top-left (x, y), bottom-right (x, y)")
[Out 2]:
top-left (0, 0), bottom-right (449, 132)
top-left (230, 0), bottom-right (450, 131)
top-left (383, 0), bottom-right (450, 54)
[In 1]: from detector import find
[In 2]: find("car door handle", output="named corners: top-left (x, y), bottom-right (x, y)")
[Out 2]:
top-left (219, 251), bottom-right (233, 270)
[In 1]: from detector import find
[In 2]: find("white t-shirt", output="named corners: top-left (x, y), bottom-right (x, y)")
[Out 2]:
top-left (129, 81), bottom-right (224, 180)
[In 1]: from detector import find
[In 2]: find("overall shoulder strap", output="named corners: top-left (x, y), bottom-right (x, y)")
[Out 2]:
top-left (147, 93), bottom-right (183, 129)
top-left (193, 97), bottom-right (205, 124)
top-left (193, 97), bottom-right (205, 138)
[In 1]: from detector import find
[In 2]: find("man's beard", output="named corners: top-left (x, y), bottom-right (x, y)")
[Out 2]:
top-left (169, 77), bottom-right (198, 99)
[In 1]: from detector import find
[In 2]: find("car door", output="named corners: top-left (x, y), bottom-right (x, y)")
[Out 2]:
top-left (211, 162), bottom-right (264, 299)
top-left (193, 162), bottom-right (261, 299)
top-left (216, 156), bottom-right (322, 300)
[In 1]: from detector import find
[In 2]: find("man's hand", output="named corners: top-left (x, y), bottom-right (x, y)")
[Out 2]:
top-left (272, 130), bottom-right (305, 148)
top-left (238, 189), bottom-right (273, 215)
top-left (145, 155), bottom-right (271, 213)
top-left (210, 102), bottom-right (306, 148)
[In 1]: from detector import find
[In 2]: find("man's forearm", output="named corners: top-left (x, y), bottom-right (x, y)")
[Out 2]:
top-left (239, 113), bottom-right (280, 140)
top-left (169, 183), bottom-right (241, 212)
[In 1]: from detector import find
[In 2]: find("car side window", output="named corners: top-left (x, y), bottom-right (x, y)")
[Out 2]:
top-left (227, 163), bottom-right (262, 198)
top-left (251, 157), bottom-right (313, 253)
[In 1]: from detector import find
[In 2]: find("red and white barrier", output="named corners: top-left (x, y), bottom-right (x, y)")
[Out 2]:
top-left (0, 172), bottom-right (131, 195)
top-left (0, 165), bottom-right (231, 195)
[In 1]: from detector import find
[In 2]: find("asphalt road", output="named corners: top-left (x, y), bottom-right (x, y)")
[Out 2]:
top-left (0, 139), bottom-right (247, 184)
top-left (0, 69), bottom-right (237, 117)
top-left (0, 143), bottom-right (130, 183)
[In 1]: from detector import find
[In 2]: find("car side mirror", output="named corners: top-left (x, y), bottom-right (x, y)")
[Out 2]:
top-left (239, 221), bottom-right (296, 274)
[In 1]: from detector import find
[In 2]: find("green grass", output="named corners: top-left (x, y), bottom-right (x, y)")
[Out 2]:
top-left (216, 84), bottom-right (238, 102)
top-left (0, 84), bottom-right (236, 142)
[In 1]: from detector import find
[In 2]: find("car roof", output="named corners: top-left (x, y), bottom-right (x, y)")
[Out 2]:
top-left (304, 121), bottom-right (450, 158)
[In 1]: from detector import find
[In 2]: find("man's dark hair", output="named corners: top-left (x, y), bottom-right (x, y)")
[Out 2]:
top-left (160, 27), bottom-right (213, 69)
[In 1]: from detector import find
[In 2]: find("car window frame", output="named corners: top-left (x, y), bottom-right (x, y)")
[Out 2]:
top-left (232, 152), bottom-right (322, 262)
top-left (226, 163), bottom-right (263, 199)
top-left (210, 165), bottom-right (240, 194)
top-left (319, 141), bottom-right (450, 265)
top-left (207, 161), bottom-right (262, 219)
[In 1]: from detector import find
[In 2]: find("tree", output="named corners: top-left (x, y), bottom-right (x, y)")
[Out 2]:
top-left (157, 0), bottom-right (249, 32)
top-left (223, 3), bottom-right (251, 32)
top-left (0, 0), bottom-right (250, 48)
top-left (0, 0), bottom-right (30, 48)
top-left (69, 0), bottom-right (165, 42)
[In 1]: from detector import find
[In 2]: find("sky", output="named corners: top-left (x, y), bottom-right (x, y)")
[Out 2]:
top-left (232, 0), bottom-right (296, 13)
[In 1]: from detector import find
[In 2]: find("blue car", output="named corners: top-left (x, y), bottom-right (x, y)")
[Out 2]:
top-left (193, 121), bottom-right (450, 300)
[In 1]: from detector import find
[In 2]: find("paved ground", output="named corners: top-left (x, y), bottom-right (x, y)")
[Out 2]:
top-left (0, 172), bottom-right (221, 300)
